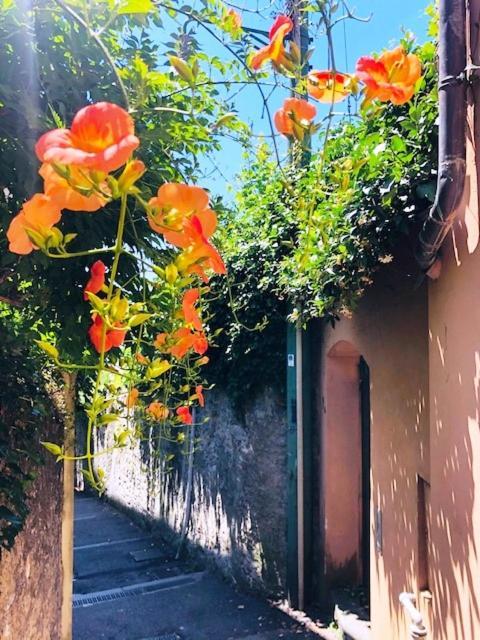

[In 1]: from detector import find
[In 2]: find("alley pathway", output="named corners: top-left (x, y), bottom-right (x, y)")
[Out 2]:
top-left (73, 494), bottom-right (333, 640)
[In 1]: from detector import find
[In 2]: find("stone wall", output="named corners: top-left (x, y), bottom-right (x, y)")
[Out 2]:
top-left (96, 387), bottom-right (288, 596)
top-left (0, 419), bottom-right (63, 640)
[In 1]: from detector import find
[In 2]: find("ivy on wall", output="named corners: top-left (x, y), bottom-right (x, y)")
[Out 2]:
top-left (0, 305), bottom-right (55, 552)
top-left (208, 36), bottom-right (438, 399)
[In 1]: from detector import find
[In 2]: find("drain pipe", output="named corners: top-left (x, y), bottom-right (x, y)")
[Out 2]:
top-left (416, 0), bottom-right (467, 272)
top-left (295, 322), bottom-right (305, 610)
top-left (399, 592), bottom-right (428, 639)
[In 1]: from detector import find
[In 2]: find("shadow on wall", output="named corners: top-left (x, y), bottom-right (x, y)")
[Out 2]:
top-left (309, 254), bottom-right (432, 637)
top-left (347, 251), bottom-right (479, 640)
top-left (428, 348), bottom-right (479, 640)
top-left (96, 387), bottom-right (289, 597)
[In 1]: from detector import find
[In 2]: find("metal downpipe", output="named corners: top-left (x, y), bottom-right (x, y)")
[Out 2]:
top-left (416, 0), bottom-right (467, 271)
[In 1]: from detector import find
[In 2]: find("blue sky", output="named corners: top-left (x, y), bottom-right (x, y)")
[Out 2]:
top-left (195, 1), bottom-right (431, 198)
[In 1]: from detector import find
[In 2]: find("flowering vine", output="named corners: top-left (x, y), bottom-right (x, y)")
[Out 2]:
top-left (2, 0), bottom-right (425, 496)
top-left (7, 101), bottom-right (225, 492)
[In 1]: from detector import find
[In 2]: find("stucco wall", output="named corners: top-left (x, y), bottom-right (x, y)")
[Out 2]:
top-left (424, 79), bottom-right (480, 638)
top-left (314, 64), bottom-right (480, 639)
top-left (0, 419), bottom-right (63, 640)
top-left (97, 387), bottom-right (288, 596)
top-left (314, 253), bottom-right (430, 640)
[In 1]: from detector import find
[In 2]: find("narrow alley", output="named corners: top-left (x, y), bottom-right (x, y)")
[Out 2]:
top-left (72, 495), bottom-right (330, 640)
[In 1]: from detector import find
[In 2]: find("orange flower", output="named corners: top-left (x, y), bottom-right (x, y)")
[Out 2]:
top-left (154, 333), bottom-right (168, 349)
top-left (148, 183), bottom-right (217, 248)
top-left (147, 402), bottom-right (169, 421)
top-left (195, 385), bottom-right (205, 407)
top-left (135, 352), bottom-right (149, 365)
top-left (88, 314), bottom-right (127, 353)
top-left (170, 327), bottom-right (208, 359)
top-left (182, 289), bottom-right (202, 331)
top-left (83, 260), bottom-right (106, 300)
top-left (7, 193), bottom-right (62, 255)
top-left (39, 163), bottom-right (107, 212)
top-left (250, 15), bottom-right (293, 71)
top-left (176, 406), bottom-right (193, 425)
top-left (226, 8), bottom-right (242, 30)
top-left (356, 47), bottom-right (422, 105)
top-left (176, 216), bottom-right (226, 282)
top-left (307, 71), bottom-right (352, 103)
top-left (127, 388), bottom-right (139, 409)
top-left (274, 98), bottom-right (317, 137)
top-left (35, 102), bottom-right (139, 173)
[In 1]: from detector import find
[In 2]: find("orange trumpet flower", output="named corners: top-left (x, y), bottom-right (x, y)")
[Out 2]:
top-left (39, 164), bottom-right (107, 212)
top-left (195, 385), bottom-right (205, 407)
top-left (307, 71), bottom-right (352, 104)
top-left (175, 215), bottom-right (226, 281)
top-left (88, 314), bottom-right (127, 353)
top-left (126, 388), bottom-right (139, 409)
top-left (83, 260), bottom-right (106, 300)
top-left (36, 102), bottom-right (139, 173)
top-left (226, 8), bottom-right (242, 30)
top-left (7, 193), bottom-right (62, 255)
top-left (356, 47), bottom-right (422, 105)
top-left (182, 288), bottom-right (203, 331)
top-left (274, 97), bottom-right (317, 137)
top-left (170, 327), bottom-right (208, 359)
top-left (250, 15), bottom-right (293, 71)
top-left (148, 183), bottom-right (217, 248)
top-left (147, 402), bottom-right (170, 421)
top-left (176, 406), bottom-right (193, 425)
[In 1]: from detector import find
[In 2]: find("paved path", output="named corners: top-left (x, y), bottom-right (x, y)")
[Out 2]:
top-left (73, 494), bottom-right (333, 640)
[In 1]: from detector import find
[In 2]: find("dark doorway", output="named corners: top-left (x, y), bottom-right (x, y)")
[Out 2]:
top-left (359, 356), bottom-right (371, 600)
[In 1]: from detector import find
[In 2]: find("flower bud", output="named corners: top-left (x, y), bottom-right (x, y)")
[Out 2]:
top-left (169, 55), bottom-right (195, 84)
top-left (118, 160), bottom-right (146, 194)
top-left (165, 263), bottom-right (178, 284)
top-left (110, 297), bottom-right (129, 322)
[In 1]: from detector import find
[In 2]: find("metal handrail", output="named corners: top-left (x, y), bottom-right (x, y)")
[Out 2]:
top-left (399, 592), bottom-right (428, 639)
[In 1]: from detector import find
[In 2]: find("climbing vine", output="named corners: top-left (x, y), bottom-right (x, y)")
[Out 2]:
top-left (0, 0), bottom-right (429, 543)
top-left (209, 32), bottom-right (437, 400)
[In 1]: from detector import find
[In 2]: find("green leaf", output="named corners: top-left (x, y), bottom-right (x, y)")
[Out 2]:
top-left (81, 469), bottom-right (95, 487)
top-left (98, 414), bottom-right (119, 426)
top-left (35, 340), bottom-right (59, 360)
top-left (64, 233), bottom-right (78, 245)
top-left (146, 359), bottom-right (172, 379)
top-left (114, 430), bottom-right (130, 447)
top-left (213, 112), bottom-right (237, 129)
top-left (117, 0), bottom-right (155, 14)
top-left (85, 292), bottom-right (106, 312)
top-left (41, 441), bottom-right (63, 457)
top-left (129, 313), bottom-right (153, 327)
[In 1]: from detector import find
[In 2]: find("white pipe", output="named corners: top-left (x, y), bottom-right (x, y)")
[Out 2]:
top-left (296, 323), bottom-right (304, 610)
top-left (399, 592), bottom-right (428, 639)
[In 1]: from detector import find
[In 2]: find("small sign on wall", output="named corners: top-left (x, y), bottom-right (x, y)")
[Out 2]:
top-left (287, 354), bottom-right (295, 367)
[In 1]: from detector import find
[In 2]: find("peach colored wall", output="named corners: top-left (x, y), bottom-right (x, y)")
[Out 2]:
top-left (323, 344), bottom-right (362, 587)
top-left (424, 69), bottom-right (480, 638)
top-left (315, 254), bottom-right (430, 640)
top-left (315, 74), bottom-right (480, 640)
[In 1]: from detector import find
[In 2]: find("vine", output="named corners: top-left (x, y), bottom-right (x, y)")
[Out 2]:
top-left (0, 0), bottom-right (428, 522)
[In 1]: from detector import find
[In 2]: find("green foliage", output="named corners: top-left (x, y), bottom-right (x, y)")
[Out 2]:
top-left (0, 0), bottom-right (252, 531)
top-left (0, 0), bottom-right (248, 363)
top-left (0, 304), bottom-right (54, 552)
top-left (210, 39), bottom-right (438, 398)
